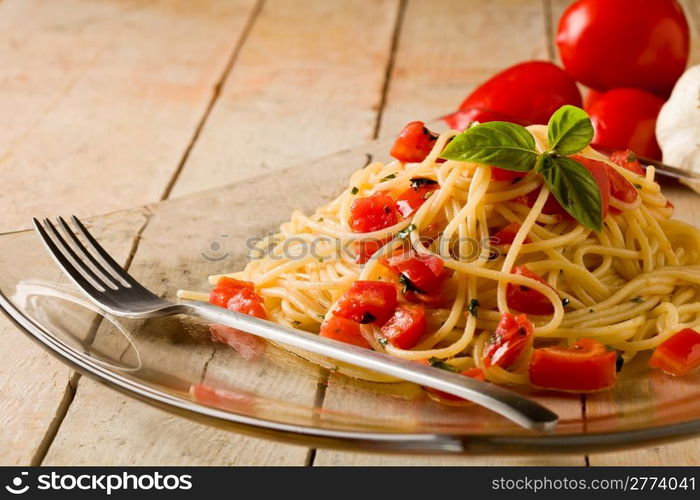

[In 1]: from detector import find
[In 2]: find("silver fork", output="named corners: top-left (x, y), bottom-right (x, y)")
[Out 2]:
top-left (33, 215), bottom-right (558, 432)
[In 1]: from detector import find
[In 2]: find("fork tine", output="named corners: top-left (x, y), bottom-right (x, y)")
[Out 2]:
top-left (33, 218), bottom-right (108, 294)
top-left (56, 216), bottom-right (121, 289)
top-left (70, 215), bottom-right (138, 288)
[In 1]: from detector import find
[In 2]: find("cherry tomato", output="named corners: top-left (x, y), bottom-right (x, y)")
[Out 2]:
top-left (506, 266), bottom-right (555, 316)
top-left (556, 0), bottom-right (690, 96)
top-left (319, 315), bottom-right (370, 349)
top-left (584, 89), bottom-right (603, 109)
top-left (609, 150), bottom-right (645, 176)
top-left (424, 368), bottom-right (486, 402)
top-left (649, 328), bottom-right (700, 376)
top-left (529, 338), bottom-right (617, 392)
top-left (443, 107), bottom-right (531, 131)
top-left (349, 193), bottom-right (398, 233)
top-left (395, 181), bottom-right (439, 218)
top-left (586, 88), bottom-right (665, 160)
top-left (483, 312), bottom-right (533, 368)
top-left (493, 222), bottom-right (529, 246)
top-left (381, 303), bottom-right (427, 349)
top-left (384, 250), bottom-right (447, 295)
top-left (333, 280), bottom-right (398, 325)
top-left (390, 121), bottom-right (439, 163)
top-left (457, 61), bottom-right (582, 126)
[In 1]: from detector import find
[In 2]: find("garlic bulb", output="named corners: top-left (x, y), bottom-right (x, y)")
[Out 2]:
top-left (656, 65), bottom-right (700, 173)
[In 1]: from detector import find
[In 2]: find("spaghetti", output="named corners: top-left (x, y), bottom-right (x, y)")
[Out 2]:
top-left (179, 123), bottom-right (700, 389)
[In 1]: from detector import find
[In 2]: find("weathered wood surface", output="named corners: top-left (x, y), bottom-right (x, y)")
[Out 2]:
top-left (2, 0), bottom-right (700, 466)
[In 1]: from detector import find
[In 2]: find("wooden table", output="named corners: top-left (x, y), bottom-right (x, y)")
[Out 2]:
top-left (1, 0), bottom-right (699, 466)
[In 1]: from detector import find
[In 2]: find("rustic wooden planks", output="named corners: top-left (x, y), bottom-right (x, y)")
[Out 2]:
top-left (169, 0), bottom-right (401, 196)
top-left (41, 0), bottom-right (402, 465)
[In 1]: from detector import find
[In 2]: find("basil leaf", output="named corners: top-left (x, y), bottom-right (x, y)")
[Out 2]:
top-left (439, 121), bottom-right (537, 171)
top-left (547, 105), bottom-right (594, 156)
top-left (539, 156), bottom-right (602, 232)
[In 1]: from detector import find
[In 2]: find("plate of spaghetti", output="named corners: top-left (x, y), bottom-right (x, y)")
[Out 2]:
top-left (179, 106), bottom-right (700, 399)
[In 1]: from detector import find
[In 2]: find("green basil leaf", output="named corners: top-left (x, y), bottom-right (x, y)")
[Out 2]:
top-left (547, 105), bottom-right (594, 155)
top-left (439, 121), bottom-right (537, 171)
top-left (539, 156), bottom-right (602, 232)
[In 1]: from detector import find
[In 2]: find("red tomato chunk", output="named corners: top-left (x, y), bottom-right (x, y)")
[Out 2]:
top-left (390, 121), bottom-right (439, 163)
top-left (333, 280), bottom-right (398, 325)
top-left (381, 303), bottom-right (427, 349)
top-left (349, 193), bottom-right (398, 233)
top-left (506, 266), bottom-right (555, 316)
top-left (319, 315), bottom-right (370, 349)
top-left (483, 313), bottom-right (533, 368)
top-left (649, 328), bottom-right (700, 376)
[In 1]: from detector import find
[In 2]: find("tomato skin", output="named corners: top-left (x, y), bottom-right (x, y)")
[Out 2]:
top-left (349, 193), bottom-right (398, 233)
top-left (491, 166), bottom-right (526, 183)
top-left (390, 121), bottom-right (439, 163)
top-left (493, 222), bottom-right (528, 246)
top-left (381, 303), bottom-right (427, 349)
top-left (610, 150), bottom-right (645, 176)
top-left (209, 277), bottom-right (255, 308)
top-left (556, 0), bottom-right (690, 96)
top-left (226, 288), bottom-right (267, 320)
top-left (458, 61), bottom-right (582, 126)
top-left (320, 315), bottom-right (370, 349)
top-left (649, 328), bottom-right (700, 376)
top-left (506, 266), bottom-right (556, 316)
top-left (606, 165), bottom-right (638, 205)
top-left (384, 251), bottom-right (447, 295)
top-left (483, 313), bottom-right (534, 368)
top-left (395, 183), bottom-right (438, 218)
top-left (529, 338), bottom-right (617, 392)
top-left (443, 107), bottom-right (531, 131)
top-left (333, 280), bottom-right (398, 325)
top-left (586, 88), bottom-right (665, 160)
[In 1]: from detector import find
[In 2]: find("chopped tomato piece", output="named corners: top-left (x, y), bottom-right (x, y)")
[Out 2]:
top-left (529, 338), bottom-right (617, 392)
top-left (395, 182), bottom-right (439, 218)
top-left (319, 315), bottom-right (370, 349)
top-left (606, 165), bottom-right (638, 204)
top-left (506, 266), bottom-right (555, 315)
top-left (424, 367), bottom-right (486, 402)
top-left (483, 312), bottom-right (533, 368)
top-left (226, 288), bottom-right (268, 320)
top-left (381, 303), bottom-right (427, 349)
top-left (492, 222), bottom-right (529, 245)
top-left (353, 237), bottom-right (389, 264)
top-left (610, 149), bottom-right (645, 176)
top-left (384, 250), bottom-right (448, 295)
top-left (572, 155), bottom-right (610, 219)
top-left (390, 121), bottom-right (439, 163)
top-left (491, 166), bottom-right (526, 183)
top-left (649, 328), bottom-right (700, 376)
top-left (333, 280), bottom-right (398, 325)
top-left (209, 277), bottom-right (255, 308)
top-left (349, 193), bottom-right (398, 233)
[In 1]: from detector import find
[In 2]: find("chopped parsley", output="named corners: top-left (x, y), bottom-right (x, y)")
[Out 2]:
top-left (627, 151), bottom-right (637, 162)
top-left (631, 296), bottom-right (644, 304)
top-left (634, 184), bottom-right (642, 189)
top-left (427, 357), bottom-right (458, 372)
top-left (291, 320), bottom-right (302, 327)
top-left (468, 299), bottom-right (480, 317)
top-left (616, 351), bottom-right (624, 372)
top-left (409, 177), bottom-right (438, 190)
top-left (378, 338), bottom-right (388, 346)
top-left (380, 173), bottom-right (397, 182)
top-left (360, 311), bottom-right (377, 324)
top-left (317, 217), bottom-right (324, 222)
top-left (397, 224), bottom-right (417, 239)
top-left (561, 297), bottom-right (570, 307)
top-left (399, 273), bottom-right (424, 294)
top-left (351, 186), bottom-right (359, 195)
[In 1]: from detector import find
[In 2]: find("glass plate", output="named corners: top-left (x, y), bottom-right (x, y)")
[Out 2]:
top-left (2, 134), bottom-right (700, 455)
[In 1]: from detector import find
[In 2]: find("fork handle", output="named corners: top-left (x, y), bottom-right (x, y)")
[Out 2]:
top-left (181, 302), bottom-right (558, 432)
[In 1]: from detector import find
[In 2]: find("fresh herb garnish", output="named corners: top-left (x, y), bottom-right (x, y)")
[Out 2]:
top-left (427, 357), bottom-right (458, 372)
top-left (627, 151), bottom-right (637, 162)
top-left (351, 186), bottom-right (359, 195)
top-left (631, 296), bottom-right (644, 304)
top-left (634, 184), bottom-right (642, 189)
top-left (291, 320), bottom-right (302, 327)
top-left (317, 217), bottom-right (324, 222)
top-left (440, 105), bottom-right (603, 231)
top-left (561, 297), bottom-right (570, 307)
top-left (380, 173), bottom-right (397, 182)
top-left (397, 223), bottom-right (417, 239)
top-left (399, 273), bottom-right (423, 294)
top-left (409, 177), bottom-right (438, 190)
top-left (616, 351), bottom-right (624, 372)
top-left (359, 311), bottom-right (377, 324)
top-left (378, 338), bottom-right (388, 346)
top-left (468, 298), bottom-right (480, 317)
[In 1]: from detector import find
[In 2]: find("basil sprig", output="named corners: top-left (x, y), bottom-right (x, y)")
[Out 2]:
top-left (440, 105), bottom-right (602, 231)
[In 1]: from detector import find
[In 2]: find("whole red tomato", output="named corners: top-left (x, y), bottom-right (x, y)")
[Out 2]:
top-left (452, 61), bottom-right (582, 127)
top-left (556, 0), bottom-right (690, 96)
top-left (586, 88), bottom-right (664, 160)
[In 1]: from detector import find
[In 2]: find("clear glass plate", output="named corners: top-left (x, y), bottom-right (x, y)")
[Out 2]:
top-left (2, 135), bottom-right (700, 455)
